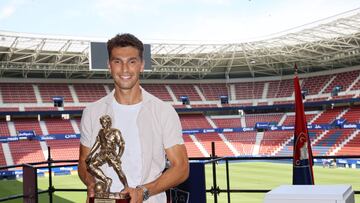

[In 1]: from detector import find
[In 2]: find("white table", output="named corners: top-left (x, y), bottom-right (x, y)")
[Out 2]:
top-left (264, 185), bottom-right (354, 203)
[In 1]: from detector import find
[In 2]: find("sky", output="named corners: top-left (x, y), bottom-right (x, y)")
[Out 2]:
top-left (0, 0), bottom-right (359, 43)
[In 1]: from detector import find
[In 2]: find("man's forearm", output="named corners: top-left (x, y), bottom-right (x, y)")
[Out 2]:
top-left (78, 144), bottom-right (95, 187)
top-left (78, 160), bottom-right (94, 186)
top-left (144, 163), bottom-right (188, 196)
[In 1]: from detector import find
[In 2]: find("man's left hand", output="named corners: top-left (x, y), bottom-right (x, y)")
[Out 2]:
top-left (121, 187), bottom-right (144, 203)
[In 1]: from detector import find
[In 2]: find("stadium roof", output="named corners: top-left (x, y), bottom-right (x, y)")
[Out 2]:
top-left (0, 8), bottom-right (360, 80)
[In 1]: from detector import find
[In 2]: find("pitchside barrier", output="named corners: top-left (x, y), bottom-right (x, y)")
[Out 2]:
top-left (0, 144), bottom-right (360, 203)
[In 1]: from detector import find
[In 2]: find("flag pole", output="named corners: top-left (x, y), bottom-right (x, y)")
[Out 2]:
top-left (292, 63), bottom-right (315, 185)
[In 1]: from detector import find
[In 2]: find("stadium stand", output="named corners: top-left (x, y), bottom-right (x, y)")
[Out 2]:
top-left (74, 117), bottom-right (81, 128)
top-left (305, 96), bottom-right (329, 102)
top-left (0, 70), bottom-right (358, 164)
top-left (275, 130), bottom-right (325, 156)
top-left (183, 135), bottom-right (204, 157)
top-left (336, 130), bottom-right (360, 155)
top-left (194, 133), bottom-right (234, 157)
top-left (180, 114), bottom-right (212, 129)
top-left (172, 104), bottom-right (186, 109)
top-left (73, 84), bottom-right (107, 102)
top-left (0, 83), bottom-right (37, 103)
top-left (267, 80), bottom-right (294, 98)
top-left (0, 107), bottom-right (358, 164)
top-left (324, 70), bottom-right (360, 94)
top-left (351, 76), bottom-right (360, 91)
top-left (313, 129), bottom-right (355, 156)
top-left (281, 113), bottom-right (317, 126)
top-left (259, 131), bottom-right (293, 155)
top-left (275, 139), bottom-right (293, 156)
top-left (309, 129), bottom-right (324, 143)
top-left (141, 84), bottom-right (173, 101)
top-left (0, 107), bottom-right (19, 112)
top-left (0, 68), bottom-right (358, 109)
top-left (45, 139), bottom-right (80, 162)
top-left (331, 94), bottom-right (355, 100)
top-left (169, 84), bottom-right (202, 102)
top-left (44, 118), bottom-right (75, 134)
top-left (0, 144), bottom-right (6, 166)
top-left (341, 105), bottom-right (360, 123)
top-left (212, 117), bottom-right (243, 128)
top-left (312, 107), bottom-right (344, 124)
top-left (13, 118), bottom-right (43, 136)
top-left (190, 104), bottom-right (218, 108)
top-left (301, 75), bottom-right (332, 95)
top-left (233, 82), bottom-right (263, 100)
top-left (223, 132), bottom-right (256, 155)
top-left (197, 83), bottom-right (229, 101)
top-left (245, 113), bottom-right (283, 127)
top-left (37, 83), bottom-right (74, 103)
top-left (64, 106), bottom-right (85, 110)
top-left (273, 100), bottom-right (293, 105)
top-left (8, 141), bottom-right (45, 164)
top-left (0, 120), bottom-right (10, 137)
top-left (24, 107), bottom-right (58, 111)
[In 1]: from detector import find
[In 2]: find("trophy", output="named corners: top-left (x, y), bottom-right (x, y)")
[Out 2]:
top-left (85, 115), bottom-right (130, 203)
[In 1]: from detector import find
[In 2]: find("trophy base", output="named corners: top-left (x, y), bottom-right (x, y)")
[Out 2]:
top-left (89, 197), bottom-right (130, 203)
top-left (89, 193), bottom-right (130, 203)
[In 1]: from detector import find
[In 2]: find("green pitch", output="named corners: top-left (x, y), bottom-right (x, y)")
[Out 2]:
top-left (206, 161), bottom-right (360, 202)
top-left (0, 162), bottom-right (359, 202)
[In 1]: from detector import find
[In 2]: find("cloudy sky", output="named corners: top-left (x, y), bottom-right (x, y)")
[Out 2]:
top-left (0, 0), bottom-right (359, 43)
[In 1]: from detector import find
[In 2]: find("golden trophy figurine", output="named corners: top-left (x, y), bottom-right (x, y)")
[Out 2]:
top-left (86, 115), bottom-right (130, 203)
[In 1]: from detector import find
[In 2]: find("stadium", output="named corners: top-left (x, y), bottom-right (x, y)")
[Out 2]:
top-left (0, 6), bottom-right (360, 203)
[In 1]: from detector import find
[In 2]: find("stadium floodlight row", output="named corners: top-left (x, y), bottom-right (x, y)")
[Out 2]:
top-left (0, 9), bottom-right (360, 80)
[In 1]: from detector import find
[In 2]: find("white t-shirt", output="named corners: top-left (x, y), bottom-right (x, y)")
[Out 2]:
top-left (103, 99), bottom-right (143, 192)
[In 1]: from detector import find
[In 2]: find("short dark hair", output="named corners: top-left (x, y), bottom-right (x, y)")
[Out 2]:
top-left (107, 33), bottom-right (144, 60)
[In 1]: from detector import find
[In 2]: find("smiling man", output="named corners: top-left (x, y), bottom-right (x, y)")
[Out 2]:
top-left (78, 33), bottom-right (189, 203)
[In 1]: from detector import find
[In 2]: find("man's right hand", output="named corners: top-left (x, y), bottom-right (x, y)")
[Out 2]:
top-left (86, 182), bottom-right (95, 203)
top-left (79, 144), bottom-right (96, 203)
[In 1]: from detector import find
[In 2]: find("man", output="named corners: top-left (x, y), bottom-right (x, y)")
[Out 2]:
top-left (78, 33), bottom-right (189, 203)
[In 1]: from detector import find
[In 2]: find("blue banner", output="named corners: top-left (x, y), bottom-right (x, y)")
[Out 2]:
top-left (255, 122), bottom-right (270, 129)
top-left (17, 130), bottom-right (36, 137)
top-left (0, 134), bottom-right (80, 143)
top-left (343, 123), bottom-right (358, 129)
top-left (0, 166), bottom-right (78, 178)
top-left (332, 118), bottom-right (346, 128)
top-left (52, 96), bottom-right (64, 101)
top-left (39, 134), bottom-right (79, 141)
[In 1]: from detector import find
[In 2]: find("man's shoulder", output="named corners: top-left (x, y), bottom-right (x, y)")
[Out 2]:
top-left (84, 93), bottom-right (110, 112)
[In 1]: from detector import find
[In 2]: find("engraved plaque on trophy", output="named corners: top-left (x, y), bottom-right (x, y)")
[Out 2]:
top-left (86, 115), bottom-right (130, 203)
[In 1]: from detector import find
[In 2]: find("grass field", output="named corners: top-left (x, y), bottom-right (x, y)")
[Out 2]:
top-left (0, 162), bottom-right (359, 202)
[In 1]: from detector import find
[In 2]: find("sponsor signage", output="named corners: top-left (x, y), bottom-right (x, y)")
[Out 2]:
top-left (17, 130), bottom-right (36, 137)
top-left (0, 166), bottom-right (79, 178)
top-left (1, 123), bottom-right (359, 143)
top-left (255, 122), bottom-right (270, 129)
top-left (343, 124), bottom-right (357, 129)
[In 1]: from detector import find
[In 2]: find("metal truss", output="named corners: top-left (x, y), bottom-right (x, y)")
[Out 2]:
top-left (0, 8), bottom-right (360, 80)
